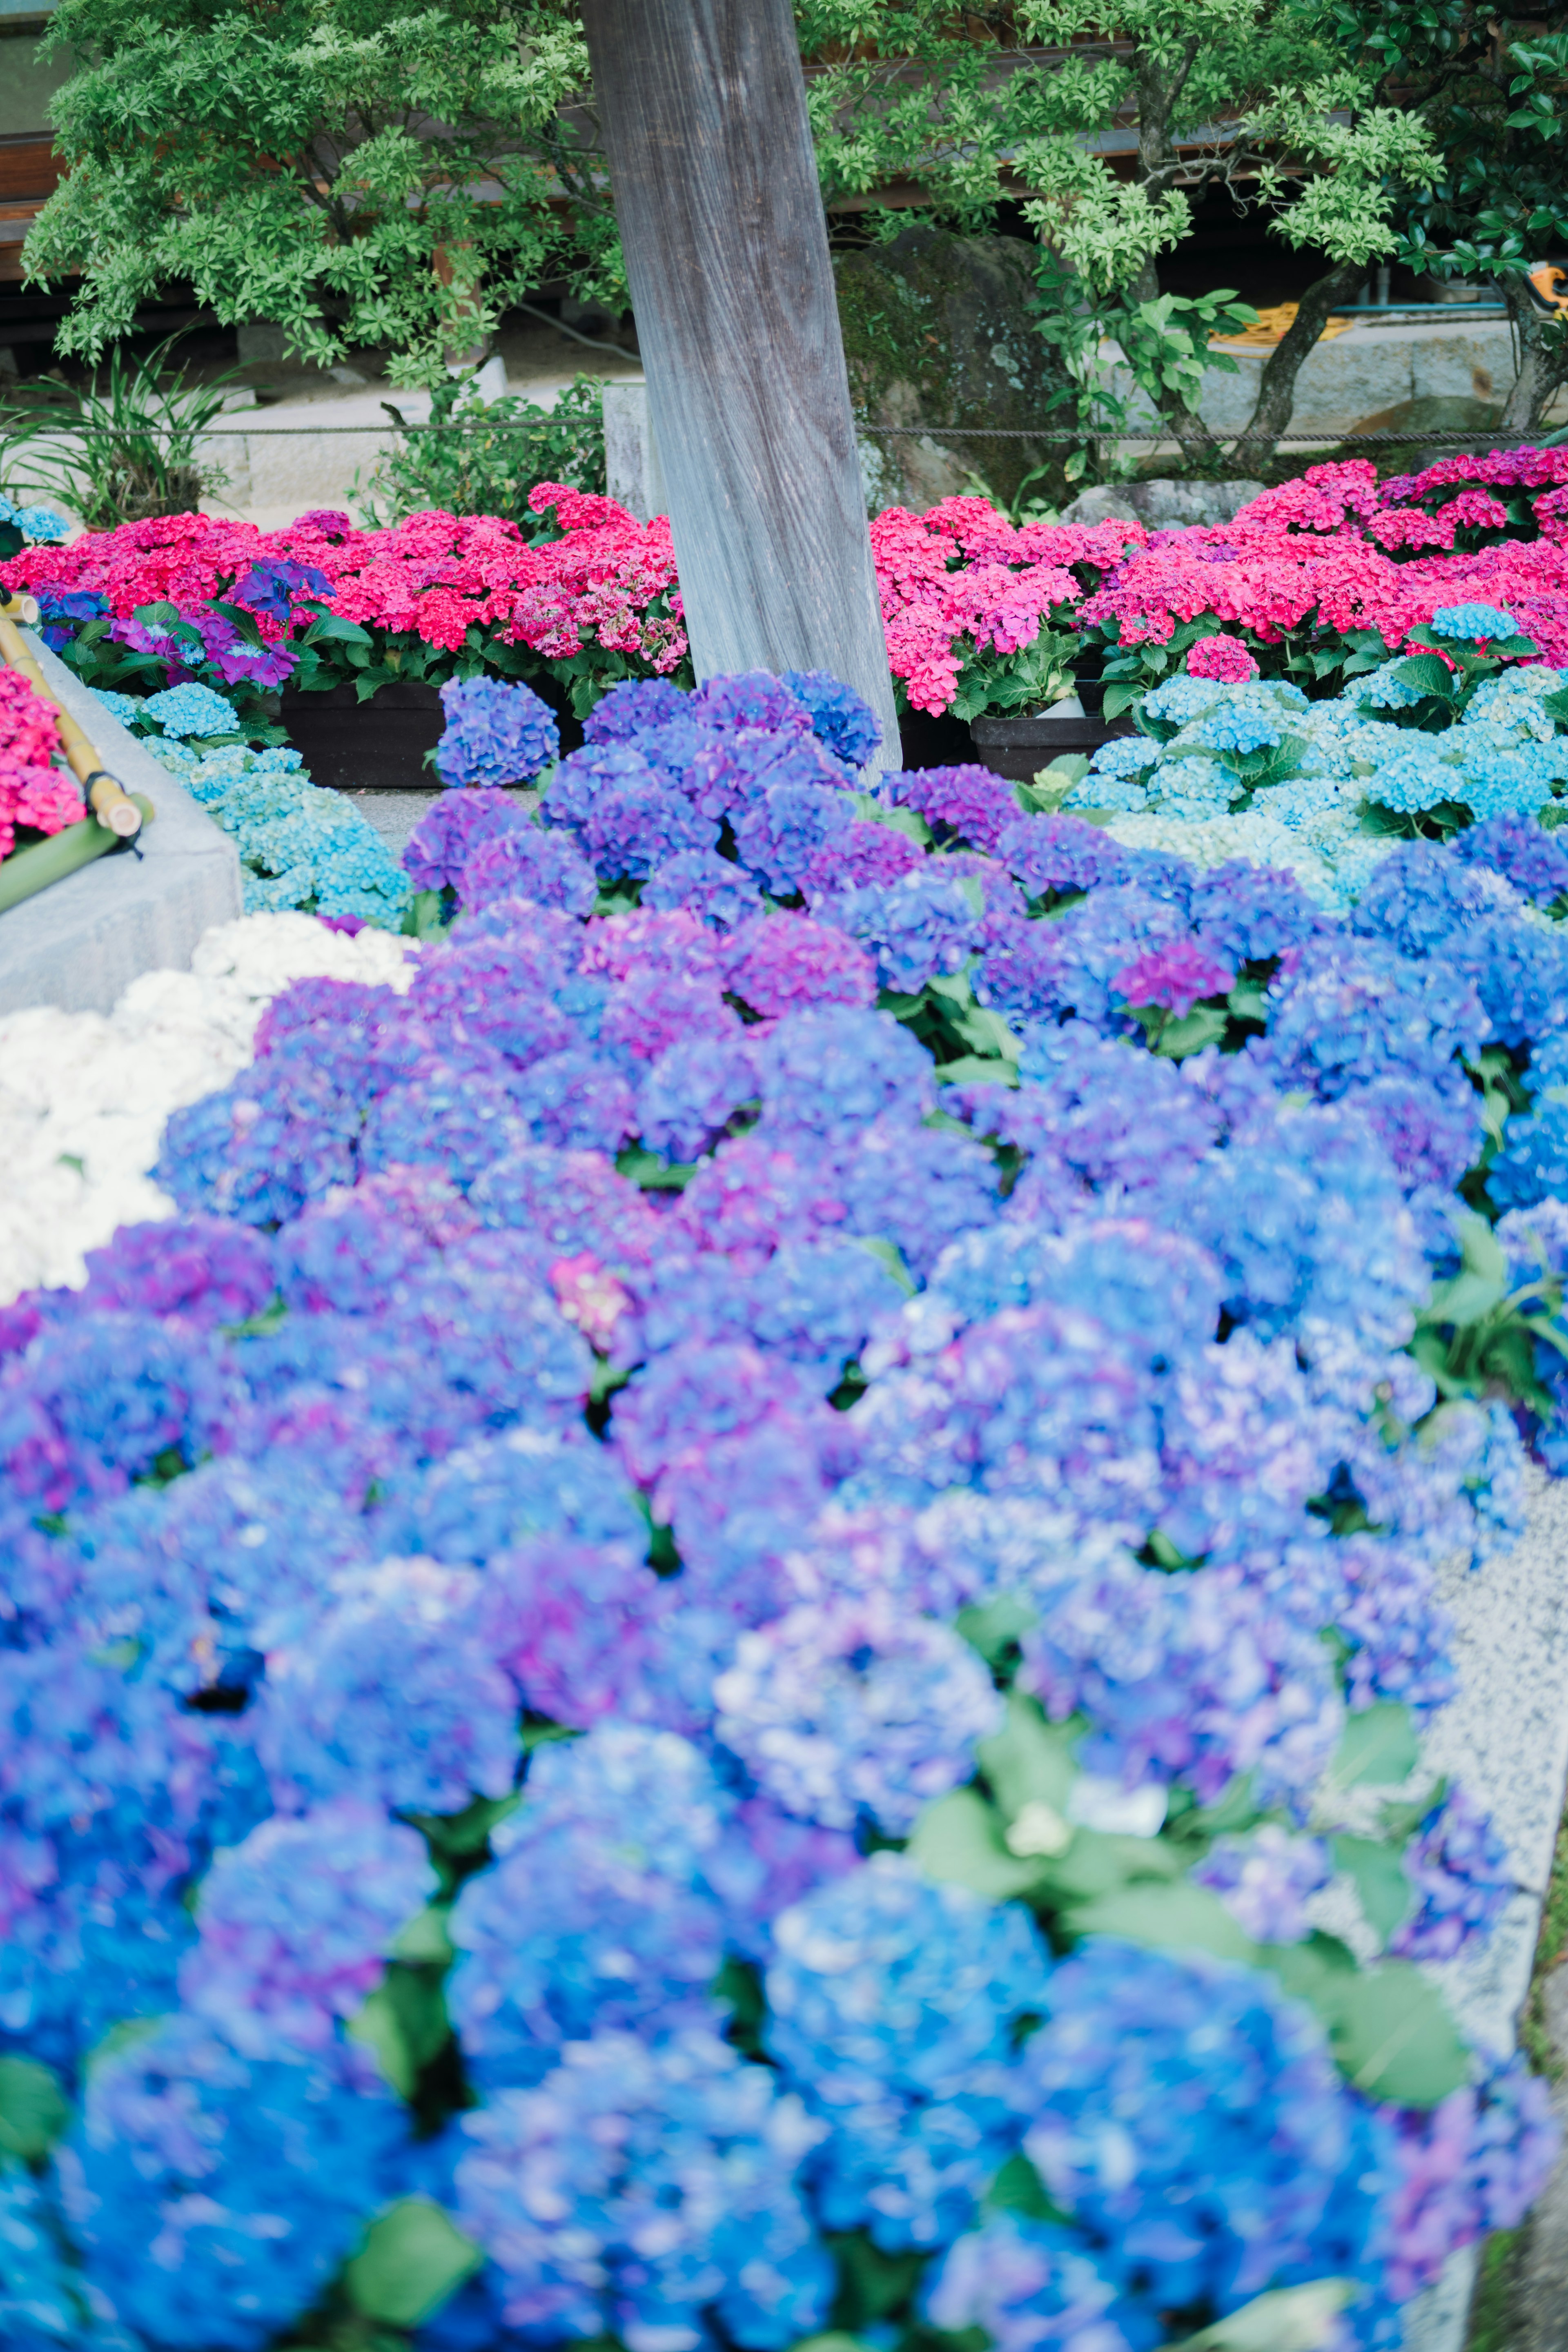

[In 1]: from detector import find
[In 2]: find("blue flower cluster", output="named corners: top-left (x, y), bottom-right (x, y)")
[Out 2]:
top-left (434, 675), bottom-right (561, 789)
top-left (1, 665), bottom-right (1563, 2348)
top-left (1068, 659), bottom-right (1568, 907)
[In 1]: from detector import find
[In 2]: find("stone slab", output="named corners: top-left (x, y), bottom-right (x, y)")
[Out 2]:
top-left (1097, 317), bottom-right (1526, 440)
top-left (1402, 1466), bottom-right (1568, 2350)
top-left (0, 635), bottom-right (243, 1017)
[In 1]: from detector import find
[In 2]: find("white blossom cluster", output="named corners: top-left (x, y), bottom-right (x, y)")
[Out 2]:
top-left (0, 912), bottom-right (418, 1303)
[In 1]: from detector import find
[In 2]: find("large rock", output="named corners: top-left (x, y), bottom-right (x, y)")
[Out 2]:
top-left (836, 228), bottom-right (1075, 512)
top-left (1059, 477), bottom-right (1268, 528)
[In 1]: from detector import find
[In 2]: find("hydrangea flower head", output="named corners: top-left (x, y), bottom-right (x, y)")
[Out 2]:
top-left (1113, 937), bottom-right (1234, 1016)
top-left (1429, 603), bottom-right (1520, 643)
top-left (1018, 1939), bottom-right (1394, 2316)
top-left (781, 669), bottom-right (882, 768)
top-left (455, 2025), bottom-right (833, 2350)
top-left (436, 674), bottom-right (560, 787)
top-left (1187, 636), bottom-right (1259, 683)
top-left (713, 1593), bottom-right (1002, 1832)
top-left (143, 681), bottom-right (240, 738)
top-left (60, 2013), bottom-right (405, 2350)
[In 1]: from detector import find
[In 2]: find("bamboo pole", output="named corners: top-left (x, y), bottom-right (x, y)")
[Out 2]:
top-left (0, 599), bottom-right (145, 840)
top-left (0, 794), bottom-right (155, 915)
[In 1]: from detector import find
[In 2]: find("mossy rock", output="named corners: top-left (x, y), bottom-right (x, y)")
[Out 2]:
top-left (835, 227), bottom-right (1074, 513)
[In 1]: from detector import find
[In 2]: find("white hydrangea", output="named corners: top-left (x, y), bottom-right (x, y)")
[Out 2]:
top-left (0, 911), bottom-right (418, 1304)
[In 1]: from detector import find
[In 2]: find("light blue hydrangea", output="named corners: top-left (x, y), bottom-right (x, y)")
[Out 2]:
top-left (143, 681), bottom-right (245, 738)
top-left (88, 689), bottom-right (147, 731)
top-left (0, 495), bottom-right (69, 543)
top-left (1430, 603), bottom-right (1520, 642)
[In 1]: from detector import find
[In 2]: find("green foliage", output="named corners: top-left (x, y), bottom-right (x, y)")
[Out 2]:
top-left (355, 371), bottom-right (606, 528)
top-left (27, 0), bottom-right (610, 381)
top-left (0, 335), bottom-right (237, 527)
top-left (345, 2198), bottom-right (481, 2328)
top-left (0, 2056), bottom-right (69, 2163)
top-left (1331, 0), bottom-right (1568, 285)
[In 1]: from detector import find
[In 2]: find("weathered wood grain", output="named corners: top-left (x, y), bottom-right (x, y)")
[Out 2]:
top-left (579, 0), bottom-right (900, 771)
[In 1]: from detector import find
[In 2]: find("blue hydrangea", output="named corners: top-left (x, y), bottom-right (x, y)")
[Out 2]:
top-left (60, 2015), bottom-right (406, 2350)
top-left (1454, 815), bottom-right (1568, 905)
top-left (180, 1800), bottom-right (437, 2056)
top-left (757, 1004), bottom-right (935, 1138)
top-left (1429, 603), bottom-right (1520, 641)
top-left (1265, 939), bottom-right (1487, 1095)
top-left (922, 2216), bottom-right (1149, 2352)
top-left (1016, 1940), bottom-right (1396, 2321)
top-left (713, 1594), bottom-right (1001, 1833)
top-left (454, 2024), bottom-right (833, 2350)
top-left (435, 675), bottom-right (560, 788)
top-left (447, 1726), bottom-right (733, 2087)
top-left (9, 500), bottom-right (69, 543)
top-left (765, 1855), bottom-right (1052, 2247)
top-left (643, 846), bottom-right (765, 926)
top-left (1159, 1102), bottom-right (1425, 1343)
top-left (731, 773), bottom-right (860, 895)
top-left (142, 682), bottom-right (244, 738)
top-left (253, 1559), bottom-right (521, 1815)
top-left (380, 1424), bottom-right (646, 1563)
top-left (823, 869), bottom-right (982, 992)
top-left (781, 669), bottom-right (882, 768)
top-left (1368, 738), bottom-right (1468, 814)
top-left (89, 688), bottom-right (147, 730)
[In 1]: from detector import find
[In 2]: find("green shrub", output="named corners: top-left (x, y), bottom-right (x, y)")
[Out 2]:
top-left (354, 372), bottom-right (606, 531)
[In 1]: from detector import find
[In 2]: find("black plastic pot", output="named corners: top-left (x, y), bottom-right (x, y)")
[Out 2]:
top-left (968, 703), bottom-right (1134, 783)
top-left (896, 704), bottom-right (974, 773)
top-left (280, 679), bottom-right (446, 792)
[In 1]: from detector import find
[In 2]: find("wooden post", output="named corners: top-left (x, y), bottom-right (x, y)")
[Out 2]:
top-left (579, 0), bottom-right (900, 771)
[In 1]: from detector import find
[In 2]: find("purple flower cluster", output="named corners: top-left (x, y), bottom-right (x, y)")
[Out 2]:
top-left (2, 667), bottom-right (1563, 2345)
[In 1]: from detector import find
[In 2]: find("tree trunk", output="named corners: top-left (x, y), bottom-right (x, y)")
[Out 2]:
top-left (1498, 269), bottom-right (1568, 435)
top-left (577, 0), bottom-right (900, 772)
top-left (1230, 259), bottom-right (1365, 465)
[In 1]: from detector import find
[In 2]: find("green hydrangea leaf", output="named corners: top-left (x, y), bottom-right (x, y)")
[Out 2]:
top-left (346, 2196), bottom-right (482, 2325)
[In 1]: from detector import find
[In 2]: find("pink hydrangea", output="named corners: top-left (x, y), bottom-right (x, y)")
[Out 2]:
top-left (1187, 636), bottom-right (1259, 684)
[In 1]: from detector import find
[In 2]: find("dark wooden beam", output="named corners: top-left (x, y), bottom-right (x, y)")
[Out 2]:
top-left (579, 0), bottom-right (899, 769)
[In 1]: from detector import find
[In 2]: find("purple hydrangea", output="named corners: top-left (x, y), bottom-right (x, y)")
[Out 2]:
top-left (1453, 812), bottom-right (1568, 906)
top-left (690, 671), bottom-right (815, 737)
top-left (435, 675), bottom-right (560, 788)
top-left (886, 764), bottom-right (1022, 853)
top-left (922, 2217), bottom-right (1143, 2352)
top-left (1018, 1552), bottom-right (1344, 1805)
top-left (800, 818), bottom-right (925, 897)
top-left (1390, 1785), bottom-right (1513, 1960)
top-left (724, 913), bottom-right (877, 1017)
top-left (404, 786), bottom-right (532, 894)
top-left (996, 813), bottom-right (1143, 900)
top-left (1112, 936), bottom-right (1234, 1016)
top-left (1387, 2056), bottom-right (1559, 2301)
top-left (1192, 1825), bottom-right (1332, 1943)
top-left (582, 677), bottom-right (693, 742)
top-left (458, 823), bottom-right (599, 915)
